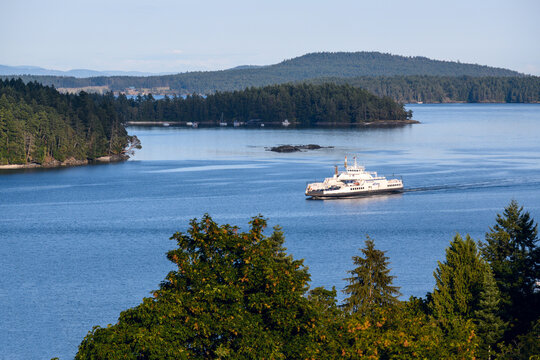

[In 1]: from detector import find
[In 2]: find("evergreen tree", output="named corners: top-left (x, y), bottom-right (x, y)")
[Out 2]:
top-left (430, 234), bottom-right (488, 320)
top-left (474, 268), bottom-right (506, 360)
top-left (507, 319), bottom-right (540, 359)
top-left (0, 79), bottom-right (135, 165)
top-left (342, 237), bottom-right (401, 314)
top-left (429, 234), bottom-right (487, 359)
top-left (480, 200), bottom-right (539, 339)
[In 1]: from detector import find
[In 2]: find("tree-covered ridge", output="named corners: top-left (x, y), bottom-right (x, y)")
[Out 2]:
top-left (8, 74), bottom-right (539, 104)
top-left (0, 79), bottom-right (137, 166)
top-left (76, 201), bottom-right (539, 359)
top-left (127, 83), bottom-right (413, 125)
top-left (1, 52), bottom-right (524, 96)
top-left (308, 75), bottom-right (540, 103)
top-left (279, 52), bottom-right (522, 77)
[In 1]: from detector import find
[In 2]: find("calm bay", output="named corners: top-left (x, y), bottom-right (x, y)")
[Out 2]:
top-left (1, 103), bottom-right (539, 359)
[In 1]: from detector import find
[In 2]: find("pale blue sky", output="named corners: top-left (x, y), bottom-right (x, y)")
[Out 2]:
top-left (2, 0), bottom-right (539, 74)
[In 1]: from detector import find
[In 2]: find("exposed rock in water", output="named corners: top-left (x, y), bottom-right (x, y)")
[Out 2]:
top-left (302, 144), bottom-right (322, 150)
top-left (94, 154), bottom-right (130, 163)
top-left (267, 144), bottom-right (333, 153)
top-left (269, 145), bottom-right (301, 153)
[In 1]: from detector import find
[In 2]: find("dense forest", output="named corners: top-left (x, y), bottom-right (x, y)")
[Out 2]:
top-left (0, 79), bottom-right (137, 166)
top-left (125, 83), bottom-right (413, 125)
top-left (2, 52), bottom-right (525, 96)
top-left (0, 80), bottom-right (409, 165)
top-left (75, 201), bottom-right (539, 359)
top-left (308, 75), bottom-right (540, 103)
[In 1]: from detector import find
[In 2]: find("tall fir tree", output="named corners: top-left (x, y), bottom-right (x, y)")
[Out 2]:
top-left (429, 234), bottom-right (488, 358)
top-left (474, 268), bottom-right (506, 360)
top-left (342, 237), bottom-right (401, 314)
top-left (430, 234), bottom-right (488, 320)
top-left (480, 200), bottom-right (539, 340)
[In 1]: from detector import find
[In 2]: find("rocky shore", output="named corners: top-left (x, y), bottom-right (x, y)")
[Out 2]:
top-left (0, 154), bottom-right (129, 170)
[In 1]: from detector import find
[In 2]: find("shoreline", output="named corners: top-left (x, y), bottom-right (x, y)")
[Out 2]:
top-left (126, 119), bottom-right (420, 128)
top-left (0, 155), bottom-right (128, 170)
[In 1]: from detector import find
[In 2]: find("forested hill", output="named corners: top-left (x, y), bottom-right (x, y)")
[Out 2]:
top-left (0, 80), bottom-right (409, 165)
top-left (3, 52), bottom-right (523, 95)
top-left (0, 79), bottom-right (138, 166)
top-left (122, 83), bottom-right (413, 126)
top-left (308, 75), bottom-right (540, 103)
top-left (276, 52), bottom-right (522, 77)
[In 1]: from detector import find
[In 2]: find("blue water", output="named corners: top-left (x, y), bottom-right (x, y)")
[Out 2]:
top-left (1, 104), bottom-right (539, 359)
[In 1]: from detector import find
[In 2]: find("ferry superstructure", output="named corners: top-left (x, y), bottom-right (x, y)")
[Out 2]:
top-left (305, 157), bottom-right (403, 199)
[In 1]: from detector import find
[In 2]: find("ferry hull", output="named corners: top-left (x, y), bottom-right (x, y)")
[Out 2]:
top-left (305, 157), bottom-right (404, 200)
top-left (306, 187), bottom-right (403, 199)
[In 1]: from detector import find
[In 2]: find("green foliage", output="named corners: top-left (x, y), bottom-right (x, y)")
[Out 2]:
top-left (480, 200), bottom-right (540, 341)
top-left (424, 234), bottom-right (488, 358)
top-left (343, 237), bottom-right (401, 314)
top-left (76, 215), bottom-right (329, 359)
top-left (430, 234), bottom-right (489, 320)
top-left (506, 319), bottom-right (540, 360)
top-left (73, 204), bottom-right (540, 359)
top-left (3, 51), bottom-right (523, 96)
top-left (474, 268), bottom-right (507, 359)
top-left (308, 75), bottom-right (540, 104)
top-left (11, 73), bottom-right (540, 104)
top-left (424, 234), bottom-right (485, 359)
top-left (0, 79), bottom-right (131, 165)
top-left (306, 287), bottom-right (348, 358)
top-left (122, 83), bottom-right (411, 125)
top-left (343, 302), bottom-right (477, 359)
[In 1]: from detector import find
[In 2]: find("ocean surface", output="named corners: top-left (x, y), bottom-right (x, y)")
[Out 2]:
top-left (1, 103), bottom-right (539, 359)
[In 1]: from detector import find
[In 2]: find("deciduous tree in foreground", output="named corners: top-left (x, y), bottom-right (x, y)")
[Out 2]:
top-left (76, 202), bottom-right (539, 359)
top-left (76, 215), bottom-right (331, 359)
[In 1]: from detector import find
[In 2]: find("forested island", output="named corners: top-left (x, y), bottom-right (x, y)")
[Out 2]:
top-left (5, 52), bottom-right (538, 105)
top-left (0, 79), bottom-right (411, 167)
top-left (75, 201), bottom-right (539, 359)
top-left (307, 75), bottom-right (540, 103)
top-left (126, 83), bottom-right (414, 126)
top-left (2, 52), bottom-right (521, 94)
top-left (0, 79), bottom-right (139, 167)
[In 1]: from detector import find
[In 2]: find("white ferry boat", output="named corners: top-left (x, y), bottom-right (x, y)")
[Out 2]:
top-left (305, 157), bottom-right (403, 199)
